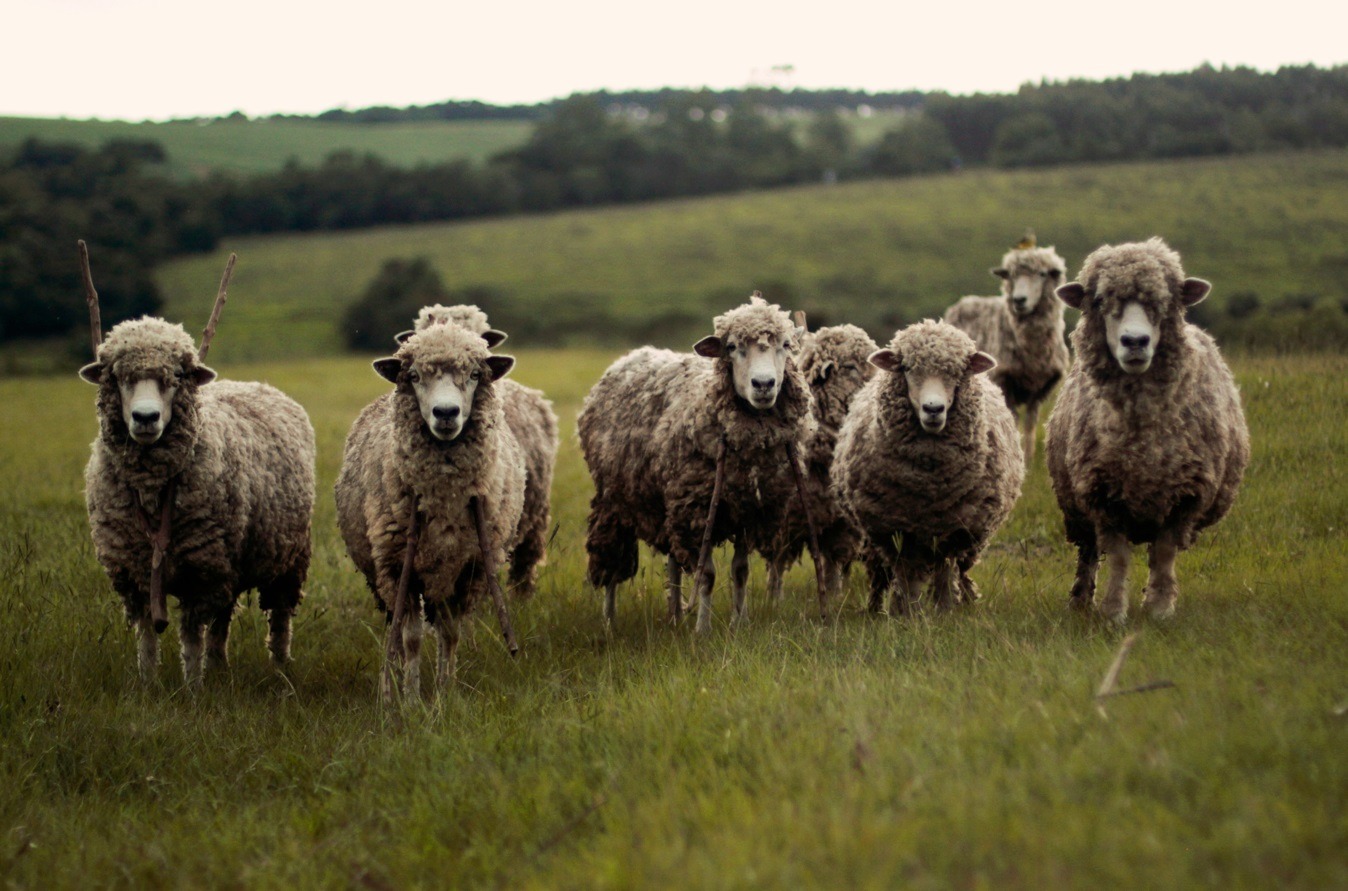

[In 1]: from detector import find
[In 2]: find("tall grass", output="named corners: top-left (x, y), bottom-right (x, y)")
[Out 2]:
top-left (0, 349), bottom-right (1343, 887)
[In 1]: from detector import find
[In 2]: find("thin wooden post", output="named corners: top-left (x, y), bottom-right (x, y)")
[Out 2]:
top-left (473, 497), bottom-right (519, 656)
top-left (78, 240), bottom-right (102, 355)
top-left (786, 441), bottom-right (828, 619)
top-left (198, 253), bottom-right (236, 362)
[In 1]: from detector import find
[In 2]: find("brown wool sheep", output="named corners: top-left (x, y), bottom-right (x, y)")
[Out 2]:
top-left (335, 324), bottom-right (525, 699)
top-left (765, 323), bottom-right (878, 603)
top-left (578, 294), bottom-right (814, 633)
top-left (81, 318), bottom-right (315, 687)
top-left (944, 241), bottom-right (1070, 463)
top-left (1046, 238), bottom-right (1250, 623)
top-left (403, 304), bottom-right (558, 598)
top-left (833, 320), bottom-right (1024, 612)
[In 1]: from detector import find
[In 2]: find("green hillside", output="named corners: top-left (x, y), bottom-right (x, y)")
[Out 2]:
top-left (0, 115), bottom-right (533, 176)
top-left (156, 150), bottom-right (1348, 361)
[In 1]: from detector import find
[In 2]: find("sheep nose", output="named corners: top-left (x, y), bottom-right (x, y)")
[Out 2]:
top-left (1012, 295), bottom-right (1027, 305)
top-left (432, 405), bottom-right (461, 421)
top-left (1120, 333), bottom-right (1150, 350)
top-left (131, 409), bottom-right (160, 425)
top-left (751, 376), bottom-right (776, 391)
top-left (922, 402), bottom-right (944, 416)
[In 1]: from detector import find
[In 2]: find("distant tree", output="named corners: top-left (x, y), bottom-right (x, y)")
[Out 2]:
top-left (864, 116), bottom-right (956, 176)
top-left (341, 256), bottom-right (451, 351)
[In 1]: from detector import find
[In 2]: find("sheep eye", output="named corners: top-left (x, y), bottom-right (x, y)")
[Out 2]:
top-left (409, 371), bottom-right (421, 384)
top-left (470, 370), bottom-right (482, 381)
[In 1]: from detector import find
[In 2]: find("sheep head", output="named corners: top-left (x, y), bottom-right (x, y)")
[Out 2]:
top-left (374, 324), bottom-right (513, 442)
top-left (694, 292), bottom-right (803, 411)
top-left (79, 317), bottom-right (216, 446)
top-left (869, 320), bottom-right (995, 435)
top-left (393, 303), bottom-right (508, 349)
top-left (992, 244), bottom-right (1067, 318)
top-left (1057, 237), bottom-right (1209, 376)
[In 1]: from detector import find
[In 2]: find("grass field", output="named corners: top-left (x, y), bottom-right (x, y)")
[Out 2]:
top-left (155, 149), bottom-right (1348, 361)
top-left (0, 347), bottom-right (1344, 887)
top-left (0, 115), bottom-right (534, 177)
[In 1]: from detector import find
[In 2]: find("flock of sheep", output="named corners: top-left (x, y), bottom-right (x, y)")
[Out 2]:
top-left (77, 235), bottom-right (1250, 698)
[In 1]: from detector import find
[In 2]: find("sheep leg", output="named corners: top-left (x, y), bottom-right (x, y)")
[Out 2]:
top-left (1067, 521), bottom-right (1099, 609)
top-left (694, 559), bottom-right (717, 635)
top-left (1142, 532), bottom-right (1181, 620)
top-left (603, 582), bottom-right (618, 627)
top-left (865, 539), bottom-right (898, 614)
top-left (933, 560), bottom-right (958, 611)
top-left (383, 504), bottom-right (421, 705)
top-left (267, 608), bottom-right (294, 667)
top-left (890, 563), bottom-right (919, 617)
top-left (786, 441), bottom-right (828, 620)
top-left (205, 606), bottom-right (232, 673)
top-left (693, 437), bottom-right (728, 635)
top-left (135, 609), bottom-right (159, 685)
top-left (766, 559), bottom-right (784, 602)
top-left (433, 611), bottom-right (461, 691)
top-left (666, 556), bottom-right (683, 624)
top-left (824, 557), bottom-right (844, 605)
top-left (401, 607), bottom-right (425, 700)
top-left (730, 539), bottom-right (750, 627)
top-left (1099, 531), bottom-right (1132, 625)
top-left (472, 497), bottom-right (520, 656)
top-left (1022, 402), bottom-right (1041, 465)
top-left (179, 616), bottom-right (206, 691)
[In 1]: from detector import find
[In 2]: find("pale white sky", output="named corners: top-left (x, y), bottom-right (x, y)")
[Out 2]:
top-left (6, 0), bottom-right (1346, 121)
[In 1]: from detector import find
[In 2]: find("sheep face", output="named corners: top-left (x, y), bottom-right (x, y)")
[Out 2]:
top-left (374, 327), bottom-right (514, 442)
top-left (412, 364), bottom-right (480, 441)
top-left (696, 333), bottom-right (793, 411)
top-left (996, 265), bottom-right (1061, 317)
top-left (870, 321), bottom-right (995, 435)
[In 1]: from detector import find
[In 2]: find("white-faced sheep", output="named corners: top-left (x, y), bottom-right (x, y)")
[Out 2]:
top-left (578, 294), bottom-right (815, 633)
top-left (833, 320), bottom-right (1024, 612)
top-left (765, 323), bottom-right (878, 604)
top-left (398, 303), bottom-right (559, 598)
top-left (944, 237), bottom-right (1070, 463)
top-left (335, 324), bottom-right (525, 699)
top-left (1045, 238), bottom-right (1250, 623)
top-left (81, 318), bottom-right (315, 687)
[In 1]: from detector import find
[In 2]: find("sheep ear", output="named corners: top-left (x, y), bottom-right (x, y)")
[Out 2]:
top-left (968, 351), bottom-right (997, 376)
top-left (1056, 282), bottom-right (1087, 309)
top-left (482, 329), bottom-right (509, 349)
top-left (79, 362), bottom-right (104, 384)
top-left (373, 358), bottom-right (402, 382)
top-left (485, 355), bottom-right (515, 382)
top-left (868, 349), bottom-right (903, 374)
top-left (991, 266), bottom-right (1010, 280)
top-left (1180, 278), bottom-right (1211, 307)
top-left (693, 335), bottom-right (724, 358)
top-left (394, 330), bottom-right (415, 344)
top-left (191, 365), bottom-right (217, 386)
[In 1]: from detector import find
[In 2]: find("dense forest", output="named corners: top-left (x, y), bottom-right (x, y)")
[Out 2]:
top-left (5, 63), bottom-right (1348, 344)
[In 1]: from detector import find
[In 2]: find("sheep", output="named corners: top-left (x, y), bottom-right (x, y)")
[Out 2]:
top-left (943, 236), bottom-right (1070, 463)
top-left (1045, 238), bottom-right (1250, 623)
top-left (832, 320), bottom-right (1024, 612)
top-left (81, 318), bottom-right (315, 687)
top-left (398, 303), bottom-right (559, 598)
top-left (335, 323), bottom-right (525, 699)
top-left (578, 293), bottom-right (816, 633)
top-left (765, 323), bottom-right (878, 604)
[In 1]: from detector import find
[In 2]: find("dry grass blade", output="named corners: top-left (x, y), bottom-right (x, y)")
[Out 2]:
top-left (198, 252), bottom-right (237, 362)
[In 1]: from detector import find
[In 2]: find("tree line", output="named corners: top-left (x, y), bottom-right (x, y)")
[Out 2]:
top-left (5, 63), bottom-right (1348, 345)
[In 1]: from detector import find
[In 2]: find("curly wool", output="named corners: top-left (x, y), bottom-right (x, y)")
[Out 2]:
top-left (1045, 239), bottom-right (1250, 552)
top-left (832, 321), bottom-right (1023, 596)
top-left (770, 324), bottom-right (877, 572)
top-left (579, 298), bottom-right (814, 588)
top-left (84, 318), bottom-right (315, 630)
top-left (409, 303), bottom-right (558, 595)
top-left (335, 324), bottom-right (525, 621)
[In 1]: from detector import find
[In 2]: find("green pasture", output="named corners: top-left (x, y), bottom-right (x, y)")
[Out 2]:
top-left (0, 347), bottom-right (1344, 887)
top-left (0, 115), bottom-right (533, 177)
top-left (157, 149), bottom-right (1348, 361)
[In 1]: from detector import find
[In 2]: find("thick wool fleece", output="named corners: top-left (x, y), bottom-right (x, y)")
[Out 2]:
top-left (335, 324), bottom-right (525, 620)
top-left (579, 299), bottom-right (814, 587)
top-left (770, 324), bottom-right (878, 571)
top-left (1045, 239), bottom-right (1250, 551)
top-left (833, 321), bottom-right (1023, 584)
top-left (944, 245), bottom-right (1070, 410)
top-left (411, 303), bottom-right (558, 595)
top-left (85, 318), bottom-right (315, 627)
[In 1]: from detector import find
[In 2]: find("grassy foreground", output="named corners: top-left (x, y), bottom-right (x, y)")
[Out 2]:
top-left (156, 149), bottom-right (1348, 360)
top-left (0, 347), bottom-right (1344, 887)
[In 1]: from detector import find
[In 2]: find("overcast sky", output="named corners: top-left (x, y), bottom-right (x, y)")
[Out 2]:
top-left (6, 0), bottom-right (1346, 121)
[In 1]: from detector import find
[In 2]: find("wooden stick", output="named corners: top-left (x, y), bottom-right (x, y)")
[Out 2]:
top-left (786, 441), bottom-right (828, 619)
top-left (386, 501), bottom-right (421, 668)
top-left (78, 240), bottom-right (102, 355)
top-left (135, 477), bottom-right (177, 634)
top-left (473, 496), bottom-right (519, 656)
top-left (1095, 633), bottom-right (1137, 698)
top-left (694, 435), bottom-right (729, 601)
top-left (198, 252), bottom-right (236, 362)
top-left (1096, 680), bottom-right (1176, 700)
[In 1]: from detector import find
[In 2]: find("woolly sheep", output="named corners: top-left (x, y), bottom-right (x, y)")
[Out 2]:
top-left (335, 324), bottom-right (525, 699)
top-left (833, 320), bottom-right (1024, 612)
top-left (81, 318), bottom-right (315, 687)
top-left (578, 294), bottom-right (814, 633)
top-left (944, 239), bottom-right (1070, 463)
top-left (765, 323), bottom-right (878, 603)
top-left (1046, 238), bottom-right (1250, 623)
top-left (402, 303), bottom-right (558, 598)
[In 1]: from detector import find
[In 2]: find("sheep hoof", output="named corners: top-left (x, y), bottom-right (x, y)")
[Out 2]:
top-left (1143, 588), bottom-right (1177, 620)
top-left (1098, 603), bottom-right (1129, 626)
